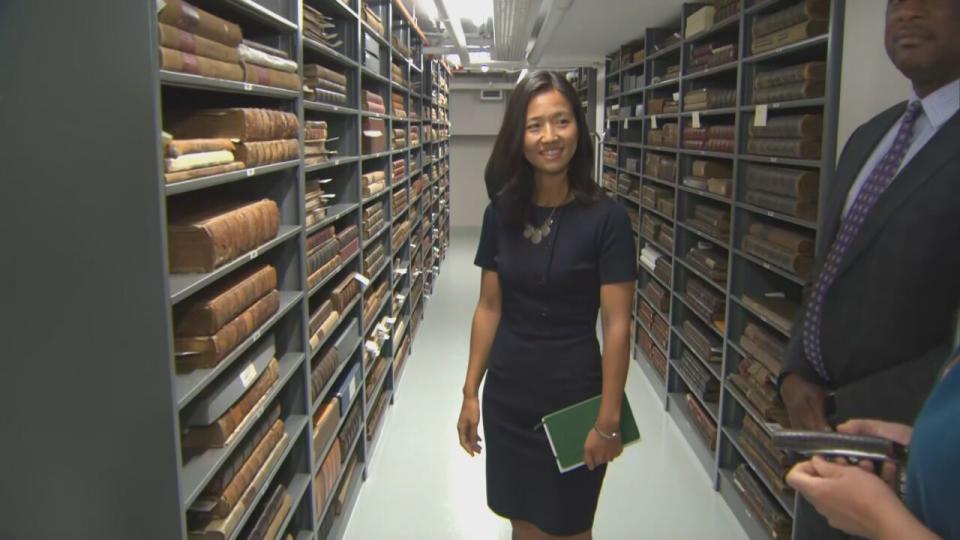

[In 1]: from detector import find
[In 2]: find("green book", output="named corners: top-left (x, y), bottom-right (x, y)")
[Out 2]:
top-left (540, 394), bottom-right (641, 473)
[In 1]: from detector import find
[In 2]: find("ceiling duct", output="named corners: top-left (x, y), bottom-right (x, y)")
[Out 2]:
top-left (493, 0), bottom-right (539, 61)
top-left (526, 0), bottom-right (574, 66)
top-left (433, 0), bottom-right (470, 66)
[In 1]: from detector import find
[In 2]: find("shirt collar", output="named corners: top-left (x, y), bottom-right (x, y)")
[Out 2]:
top-left (909, 79), bottom-right (960, 130)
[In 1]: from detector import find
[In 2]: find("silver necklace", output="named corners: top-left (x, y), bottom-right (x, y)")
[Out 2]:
top-left (523, 207), bottom-right (558, 244)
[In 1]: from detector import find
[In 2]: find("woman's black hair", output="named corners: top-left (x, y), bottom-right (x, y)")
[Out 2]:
top-left (483, 70), bottom-right (599, 226)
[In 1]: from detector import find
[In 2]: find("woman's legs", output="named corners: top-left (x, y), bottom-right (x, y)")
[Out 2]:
top-left (511, 520), bottom-right (592, 540)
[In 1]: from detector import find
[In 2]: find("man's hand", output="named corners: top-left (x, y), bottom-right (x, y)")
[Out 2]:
top-left (781, 374), bottom-right (831, 430)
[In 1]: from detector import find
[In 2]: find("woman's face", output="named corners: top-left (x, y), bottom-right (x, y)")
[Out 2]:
top-left (522, 89), bottom-right (578, 177)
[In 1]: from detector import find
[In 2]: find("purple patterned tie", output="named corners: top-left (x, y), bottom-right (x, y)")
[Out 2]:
top-left (803, 102), bottom-right (924, 382)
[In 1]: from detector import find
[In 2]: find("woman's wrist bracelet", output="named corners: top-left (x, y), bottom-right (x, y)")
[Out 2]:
top-left (593, 424), bottom-right (619, 440)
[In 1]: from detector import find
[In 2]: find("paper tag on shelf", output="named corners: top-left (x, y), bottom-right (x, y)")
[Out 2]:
top-left (672, 92), bottom-right (680, 101)
top-left (692, 112), bottom-right (702, 129)
top-left (396, 294), bottom-right (406, 302)
top-left (246, 168), bottom-right (255, 177)
top-left (651, 115), bottom-right (658, 129)
top-left (365, 340), bottom-right (380, 355)
top-left (606, 119), bottom-right (611, 130)
top-left (385, 317), bottom-right (397, 325)
top-left (354, 274), bottom-right (371, 289)
top-left (376, 322), bottom-right (390, 334)
top-left (395, 267), bottom-right (408, 275)
top-left (157, 0), bottom-right (167, 12)
top-left (243, 83), bottom-right (253, 91)
top-left (754, 104), bottom-right (769, 127)
top-left (239, 363), bottom-right (258, 389)
top-left (349, 377), bottom-right (358, 399)
top-left (248, 248), bottom-right (259, 261)
top-left (765, 291), bottom-right (786, 298)
top-left (624, 118), bottom-right (630, 129)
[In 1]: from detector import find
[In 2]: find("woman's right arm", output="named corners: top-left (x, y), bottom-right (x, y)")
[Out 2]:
top-left (457, 269), bottom-right (502, 456)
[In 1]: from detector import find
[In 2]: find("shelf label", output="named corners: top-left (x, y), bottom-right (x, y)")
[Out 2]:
top-left (754, 104), bottom-right (769, 127)
top-left (243, 83), bottom-right (253, 91)
top-left (624, 118), bottom-right (630, 129)
top-left (692, 112), bottom-right (702, 129)
top-left (333, 105), bottom-right (339, 111)
top-left (246, 168), bottom-right (255, 177)
top-left (365, 340), bottom-right (380, 355)
top-left (248, 248), bottom-right (259, 261)
top-left (651, 115), bottom-right (658, 129)
top-left (252, 329), bottom-right (261, 342)
top-left (240, 363), bottom-right (258, 389)
top-left (672, 92), bottom-right (680, 102)
top-left (772, 102), bottom-right (781, 109)
top-left (765, 291), bottom-right (786, 298)
top-left (770, 157), bottom-right (779, 163)
top-left (767, 211), bottom-right (775, 218)
top-left (385, 317), bottom-right (397, 325)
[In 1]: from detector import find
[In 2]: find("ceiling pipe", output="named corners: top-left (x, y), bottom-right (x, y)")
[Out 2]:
top-left (432, 0), bottom-right (470, 66)
top-left (526, 0), bottom-right (574, 66)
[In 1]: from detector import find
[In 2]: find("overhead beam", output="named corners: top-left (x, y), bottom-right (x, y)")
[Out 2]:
top-left (433, 0), bottom-right (470, 66)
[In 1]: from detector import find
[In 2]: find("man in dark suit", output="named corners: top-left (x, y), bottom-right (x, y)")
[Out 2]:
top-left (779, 0), bottom-right (960, 537)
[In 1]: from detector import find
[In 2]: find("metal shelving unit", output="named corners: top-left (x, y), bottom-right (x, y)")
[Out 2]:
top-left (602, 1), bottom-right (845, 538)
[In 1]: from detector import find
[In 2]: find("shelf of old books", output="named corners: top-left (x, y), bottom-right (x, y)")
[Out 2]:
top-left (149, 0), bottom-right (448, 538)
top-left (602, 0), bottom-right (842, 537)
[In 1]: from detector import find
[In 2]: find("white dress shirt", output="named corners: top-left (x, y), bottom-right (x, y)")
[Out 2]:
top-left (843, 79), bottom-right (960, 216)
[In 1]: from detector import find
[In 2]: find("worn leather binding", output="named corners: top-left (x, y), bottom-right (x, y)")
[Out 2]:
top-left (315, 437), bottom-right (342, 513)
top-left (234, 139), bottom-right (299, 167)
top-left (691, 159), bottom-right (732, 179)
top-left (242, 63), bottom-right (300, 91)
top-left (159, 24), bottom-right (242, 65)
top-left (755, 80), bottom-right (825, 105)
top-left (309, 310), bottom-right (340, 350)
top-left (677, 349), bottom-right (720, 402)
top-left (362, 118), bottom-right (387, 153)
top-left (648, 342), bottom-right (668, 379)
top-left (652, 314), bottom-right (671, 349)
top-left (749, 114), bottom-right (823, 139)
top-left (304, 64), bottom-right (347, 86)
top-left (686, 246), bottom-right (728, 283)
top-left (654, 258), bottom-right (672, 285)
top-left (755, 61), bottom-right (826, 90)
top-left (310, 346), bottom-right (341, 401)
top-left (683, 319), bottom-right (722, 364)
top-left (181, 357), bottom-right (280, 450)
top-left (337, 402), bottom-right (363, 462)
top-left (159, 0), bottom-right (243, 47)
top-left (745, 164), bottom-right (819, 199)
top-left (753, 18), bottom-right (830, 54)
top-left (337, 225), bottom-right (359, 247)
top-left (308, 251), bottom-right (341, 290)
top-left (175, 290), bottom-right (280, 372)
top-left (685, 278), bottom-right (725, 323)
top-left (644, 279), bottom-right (671, 313)
top-left (338, 237), bottom-right (360, 260)
top-left (175, 265), bottom-right (277, 336)
top-left (364, 244), bottom-right (385, 275)
top-left (331, 274), bottom-right (361, 313)
top-left (168, 108), bottom-right (299, 143)
top-left (743, 294), bottom-right (798, 334)
top-left (313, 398), bottom-right (341, 460)
top-left (307, 226), bottom-right (337, 252)
top-left (200, 404), bottom-right (281, 502)
top-left (737, 424), bottom-right (792, 496)
top-left (245, 482), bottom-right (286, 540)
top-left (160, 47), bottom-right (244, 81)
top-left (742, 236), bottom-right (813, 279)
top-left (732, 464), bottom-right (793, 539)
top-left (743, 322), bottom-right (787, 370)
top-left (686, 394), bottom-right (718, 450)
top-left (309, 300), bottom-right (334, 338)
top-left (638, 298), bottom-right (656, 329)
top-left (753, 0), bottom-right (830, 38)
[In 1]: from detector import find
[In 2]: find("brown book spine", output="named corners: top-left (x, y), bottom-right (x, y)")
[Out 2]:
top-left (243, 63), bottom-right (301, 91)
top-left (754, 62), bottom-right (827, 90)
top-left (160, 47), bottom-right (244, 81)
top-left (752, 19), bottom-right (830, 54)
top-left (304, 64), bottom-right (348, 86)
top-left (235, 139), bottom-right (299, 168)
top-left (745, 322), bottom-right (788, 360)
top-left (181, 357), bottom-right (280, 451)
top-left (746, 223), bottom-right (814, 253)
top-left (159, 0), bottom-right (243, 47)
top-left (753, 0), bottom-right (830, 38)
top-left (175, 264), bottom-right (277, 336)
top-left (754, 80), bottom-right (826, 105)
top-left (749, 114), bottom-right (823, 139)
top-left (165, 162), bottom-right (245, 184)
top-left (742, 236), bottom-right (814, 279)
top-left (167, 138), bottom-right (236, 158)
top-left (158, 23), bottom-right (241, 64)
top-left (168, 199), bottom-right (280, 273)
top-left (692, 159), bottom-right (733, 179)
top-left (175, 290), bottom-right (280, 372)
top-left (307, 226), bottom-right (337, 251)
top-left (202, 404), bottom-right (281, 497)
top-left (744, 165), bottom-right (819, 199)
top-left (740, 334), bottom-right (785, 378)
top-left (745, 190), bottom-right (818, 220)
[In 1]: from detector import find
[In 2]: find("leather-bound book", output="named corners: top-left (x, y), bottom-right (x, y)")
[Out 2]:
top-left (167, 199), bottom-right (280, 274)
top-left (753, 0), bottom-right (830, 38)
top-left (706, 125), bottom-right (736, 140)
top-left (175, 290), bottom-right (279, 371)
top-left (686, 394), bottom-right (718, 450)
top-left (337, 225), bottom-right (359, 246)
top-left (235, 139), bottom-right (299, 167)
top-left (187, 430), bottom-right (289, 540)
top-left (638, 298), bottom-right (656, 329)
top-left (748, 137), bottom-right (822, 159)
top-left (313, 399), bottom-right (341, 459)
top-left (165, 162), bottom-right (245, 184)
top-left (754, 61), bottom-right (826, 89)
top-left (654, 258), bottom-right (672, 285)
top-left (309, 300), bottom-right (334, 337)
top-left (159, 0), bottom-right (243, 47)
top-left (188, 416), bottom-right (283, 524)
top-left (175, 265), bottom-right (276, 336)
top-left (692, 159), bottom-right (733, 179)
top-left (743, 294), bottom-right (798, 334)
top-left (331, 274), bottom-right (360, 312)
top-left (732, 465), bottom-right (793, 539)
top-left (311, 346), bottom-right (340, 400)
top-left (753, 19), bottom-right (829, 54)
top-left (747, 223), bottom-right (814, 253)
top-left (746, 190), bottom-right (817, 220)
top-left (244, 483), bottom-right (285, 540)
top-left (649, 344), bottom-right (668, 379)
top-left (257, 491), bottom-right (292, 540)
top-left (362, 118), bottom-right (387, 153)
top-left (181, 357), bottom-right (280, 449)
top-left (168, 108), bottom-right (299, 142)
top-left (727, 373), bottom-right (788, 425)
top-left (200, 404), bottom-right (281, 499)
top-left (743, 416), bottom-right (792, 470)
top-left (160, 47), bottom-right (244, 81)
top-left (645, 280), bottom-right (670, 313)
top-left (686, 278), bottom-right (725, 319)
top-left (304, 64), bottom-right (347, 86)
top-left (309, 310), bottom-right (340, 350)
top-left (159, 24), bottom-right (241, 64)
top-left (744, 323), bottom-right (787, 363)
top-left (744, 164), bottom-right (819, 199)
top-left (652, 315), bottom-right (670, 348)
top-left (307, 226), bottom-right (337, 252)
top-left (677, 350), bottom-right (720, 401)
top-left (167, 138), bottom-right (236, 158)
top-left (742, 235), bottom-right (814, 279)
top-left (705, 139), bottom-right (736, 154)
top-left (339, 237), bottom-right (359, 260)
top-left (740, 334), bottom-right (785, 377)
top-left (737, 428), bottom-right (792, 496)
top-left (749, 114), bottom-right (823, 139)
top-left (243, 63), bottom-right (300, 91)
top-left (754, 80), bottom-right (826, 104)
top-left (684, 127), bottom-right (709, 142)
top-left (683, 319), bottom-right (723, 364)
top-left (307, 253), bottom-right (341, 290)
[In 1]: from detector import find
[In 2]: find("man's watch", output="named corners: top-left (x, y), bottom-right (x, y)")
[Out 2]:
top-left (824, 391), bottom-right (837, 418)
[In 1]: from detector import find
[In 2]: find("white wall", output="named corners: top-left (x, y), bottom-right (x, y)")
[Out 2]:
top-left (837, 1), bottom-right (912, 151)
top-left (450, 89), bottom-right (510, 228)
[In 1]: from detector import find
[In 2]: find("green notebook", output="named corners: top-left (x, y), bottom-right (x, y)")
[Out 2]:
top-left (540, 394), bottom-right (641, 473)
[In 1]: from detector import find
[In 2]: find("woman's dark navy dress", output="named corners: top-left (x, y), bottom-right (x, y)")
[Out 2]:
top-left (473, 196), bottom-right (637, 536)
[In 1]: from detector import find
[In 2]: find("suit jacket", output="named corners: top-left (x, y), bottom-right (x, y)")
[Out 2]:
top-left (784, 102), bottom-right (960, 424)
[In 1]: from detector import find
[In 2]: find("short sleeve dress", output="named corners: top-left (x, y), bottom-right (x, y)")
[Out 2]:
top-left (473, 195), bottom-right (637, 536)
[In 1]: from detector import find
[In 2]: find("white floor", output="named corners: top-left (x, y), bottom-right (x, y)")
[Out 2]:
top-left (344, 229), bottom-right (749, 540)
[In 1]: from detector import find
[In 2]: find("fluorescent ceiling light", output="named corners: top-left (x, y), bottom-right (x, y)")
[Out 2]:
top-left (444, 54), bottom-right (463, 67)
top-left (446, 0), bottom-right (493, 26)
top-left (468, 51), bottom-right (492, 63)
top-left (481, 65), bottom-right (490, 73)
top-left (517, 68), bottom-right (528, 83)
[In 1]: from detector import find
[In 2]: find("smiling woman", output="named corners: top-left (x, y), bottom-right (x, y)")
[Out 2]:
top-left (456, 71), bottom-right (638, 540)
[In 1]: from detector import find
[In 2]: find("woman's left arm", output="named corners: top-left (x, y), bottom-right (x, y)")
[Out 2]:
top-left (583, 281), bottom-right (634, 470)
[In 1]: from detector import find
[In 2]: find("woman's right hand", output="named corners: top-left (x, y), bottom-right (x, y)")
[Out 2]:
top-left (457, 396), bottom-right (482, 456)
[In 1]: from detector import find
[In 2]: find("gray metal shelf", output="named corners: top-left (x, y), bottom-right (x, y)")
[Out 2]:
top-left (166, 160), bottom-right (300, 196)
top-left (159, 70), bottom-right (300, 99)
top-left (666, 392), bottom-right (717, 478)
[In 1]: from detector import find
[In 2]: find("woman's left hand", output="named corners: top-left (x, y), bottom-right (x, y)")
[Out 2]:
top-left (583, 427), bottom-right (623, 471)
top-left (786, 456), bottom-right (906, 539)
